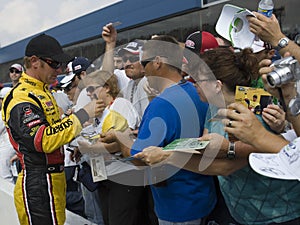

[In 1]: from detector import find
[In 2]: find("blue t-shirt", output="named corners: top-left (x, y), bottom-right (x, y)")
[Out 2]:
top-left (205, 105), bottom-right (300, 225)
top-left (131, 81), bottom-right (216, 222)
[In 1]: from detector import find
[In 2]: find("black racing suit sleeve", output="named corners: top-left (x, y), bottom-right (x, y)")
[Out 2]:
top-left (8, 102), bottom-right (49, 153)
top-left (74, 108), bottom-right (89, 125)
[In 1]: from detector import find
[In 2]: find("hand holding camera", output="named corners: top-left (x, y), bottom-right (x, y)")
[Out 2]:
top-left (266, 56), bottom-right (300, 88)
top-left (261, 56), bottom-right (300, 116)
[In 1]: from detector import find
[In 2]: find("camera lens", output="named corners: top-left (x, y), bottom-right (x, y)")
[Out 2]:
top-left (267, 67), bottom-right (294, 88)
top-left (266, 71), bottom-right (280, 88)
top-left (267, 74), bottom-right (276, 87)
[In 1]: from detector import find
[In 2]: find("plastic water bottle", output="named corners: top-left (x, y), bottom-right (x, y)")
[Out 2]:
top-left (258, 0), bottom-right (274, 18)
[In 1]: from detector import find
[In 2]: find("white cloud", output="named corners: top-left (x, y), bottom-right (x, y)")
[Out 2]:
top-left (0, 0), bottom-right (121, 47)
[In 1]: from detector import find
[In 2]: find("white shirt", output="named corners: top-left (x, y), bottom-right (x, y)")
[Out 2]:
top-left (114, 69), bottom-right (130, 94)
top-left (74, 87), bottom-right (91, 112)
top-left (109, 97), bottom-right (140, 130)
top-left (122, 77), bottom-right (149, 119)
top-left (0, 111), bottom-right (16, 183)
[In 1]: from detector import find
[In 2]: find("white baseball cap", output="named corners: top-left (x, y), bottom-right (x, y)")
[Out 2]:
top-left (10, 63), bottom-right (24, 72)
top-left (60, 62), bottom-right (75, 87)
top-left (249, 137), bottom-right (300, 181)
top-left (216, 4), bottom-right (265, 52)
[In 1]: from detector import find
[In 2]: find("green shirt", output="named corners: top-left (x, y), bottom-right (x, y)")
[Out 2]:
top-left (205, 105), bottom-right (300, 224)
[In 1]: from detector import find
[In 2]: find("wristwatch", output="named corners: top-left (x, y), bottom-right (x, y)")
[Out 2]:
top-left (274, 37), bottom-right (289, 51)
top-left (227, 142), bottom-right (236, 159)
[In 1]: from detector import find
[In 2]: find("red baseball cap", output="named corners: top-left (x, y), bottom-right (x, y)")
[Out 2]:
top-left (185, 31), bottom-right (219, 54)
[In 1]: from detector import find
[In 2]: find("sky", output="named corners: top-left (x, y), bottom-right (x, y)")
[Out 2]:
top-left (0, 0), bottom-right (121, 47)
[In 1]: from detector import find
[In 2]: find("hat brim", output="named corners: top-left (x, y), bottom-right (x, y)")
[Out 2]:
top-left (60, 80), bottom-right (72, 88)
top-left (60, 73), bottom-right (75, 85)
top-left (118, 48), bottom-right (140, 56)
top-left (216, 4), bottom-right (256, 49)
top-left (216, 4), bottom-right (242, 41)
top-left (249, 152), bottom-right (298, 180)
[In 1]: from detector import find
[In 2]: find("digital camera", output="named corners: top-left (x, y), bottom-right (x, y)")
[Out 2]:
top-left (267, 56), bottom-right (300, 88)
top-left (266, 56), bottom-right (300, 116)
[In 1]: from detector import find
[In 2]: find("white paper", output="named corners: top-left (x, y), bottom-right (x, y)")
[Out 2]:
top-left (90, 155), bottom-right (107, 182)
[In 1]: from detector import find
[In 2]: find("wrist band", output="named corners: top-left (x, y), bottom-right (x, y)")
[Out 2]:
top-left (227, 141), bottom-right (236, 159)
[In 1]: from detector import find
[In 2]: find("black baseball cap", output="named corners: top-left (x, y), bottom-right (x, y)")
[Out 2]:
top-left (25, 33), bottom-right (73, 63)
top-left (185, 31), bottom-right (219, 54)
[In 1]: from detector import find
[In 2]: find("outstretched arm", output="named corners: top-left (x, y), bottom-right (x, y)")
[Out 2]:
top-left (101, 23), bottom-right (117, 73)
top-left (134, 146), bottom-right (248, 176)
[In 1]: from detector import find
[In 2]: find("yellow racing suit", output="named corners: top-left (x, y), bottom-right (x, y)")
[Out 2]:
top-left (2, 73), bottom-right (89, 225)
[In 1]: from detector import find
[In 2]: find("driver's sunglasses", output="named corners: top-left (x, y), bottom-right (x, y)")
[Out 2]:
top-left (122, 55), bottom-right (140, 63)
top-left (40, 57), bottom-right (62, 69)
top-left (140, 57), bottom-right (156, 68)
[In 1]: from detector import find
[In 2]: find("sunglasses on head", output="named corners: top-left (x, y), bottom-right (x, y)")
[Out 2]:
top-left (122, 55), bottom-right (140, 63)
top-left (40, 57), bottom-right (62, 69)
top-left (9, 68), bottom-right (21, 74)
top-left (86, 85), bottom-right (102, 93)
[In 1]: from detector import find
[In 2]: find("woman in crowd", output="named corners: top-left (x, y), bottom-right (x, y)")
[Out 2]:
top-left (135, 47), bottom-right (300, 225)
top-left (77, 70), bottom-right (152, 225)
